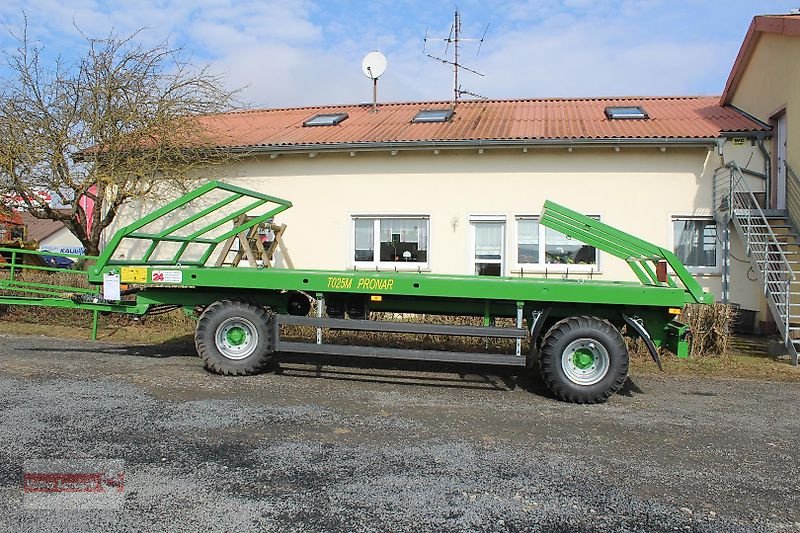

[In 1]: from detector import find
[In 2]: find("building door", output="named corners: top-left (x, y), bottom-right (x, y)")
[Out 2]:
top-left (776, 113), bottom-right (788, 210)
top-left (470, 219), bottom-right (505, 276)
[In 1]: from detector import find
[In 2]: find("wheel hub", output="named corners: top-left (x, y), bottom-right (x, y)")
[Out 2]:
top-left (226, 326), bottom-right (247, 346)
top-left (573, 347), bottom-right (595, 369)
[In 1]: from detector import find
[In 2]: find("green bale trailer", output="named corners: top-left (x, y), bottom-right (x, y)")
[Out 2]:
top-left (0, 181), bottom-right (712, 403)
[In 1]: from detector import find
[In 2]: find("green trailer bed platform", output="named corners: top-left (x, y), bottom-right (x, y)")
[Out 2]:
top-left (0, 181), bottom-right (712, 403)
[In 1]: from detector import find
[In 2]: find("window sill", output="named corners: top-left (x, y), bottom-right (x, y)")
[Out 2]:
top-left (686, 270), bottom-right (721, 277)
top-left (511, 266), bottom-right (602, 275)
top-left (352, 264), bottom-right (431, 273)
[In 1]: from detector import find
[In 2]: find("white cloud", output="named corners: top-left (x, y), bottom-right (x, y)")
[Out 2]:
top-left (0, 0), bottom-right (794, 108)
top-left (466, 21), bottom-right (728, 98)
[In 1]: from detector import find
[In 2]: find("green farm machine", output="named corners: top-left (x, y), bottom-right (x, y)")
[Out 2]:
top-left (0, 182), bottom-right (712, 403)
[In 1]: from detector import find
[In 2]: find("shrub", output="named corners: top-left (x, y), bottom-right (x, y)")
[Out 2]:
top-left (683, 303), bottom-right (736, 358)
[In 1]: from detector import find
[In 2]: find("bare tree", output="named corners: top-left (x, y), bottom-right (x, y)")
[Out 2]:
top-left (0, 24), bottom-right (238, 256)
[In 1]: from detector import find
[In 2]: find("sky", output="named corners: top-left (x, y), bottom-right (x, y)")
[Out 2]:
top-left (0, 0), bottom-right (798, 109)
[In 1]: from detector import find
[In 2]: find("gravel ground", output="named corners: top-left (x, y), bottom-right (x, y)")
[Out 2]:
top-left (0, 332), bottom-right (799, 532)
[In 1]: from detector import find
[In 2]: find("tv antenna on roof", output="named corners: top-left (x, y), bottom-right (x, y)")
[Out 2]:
top-left (423, 10), bottom-right (490, 105)
top-left (362, 51), bottom-right (387, 113)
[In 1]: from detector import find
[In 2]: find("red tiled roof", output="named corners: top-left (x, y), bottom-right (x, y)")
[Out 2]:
top-left (198, 96), bottom-right (767, 150)
top-left (721, 14), bottom-right (800, 104)
top-left (0, 210), bottom-right (23, 226)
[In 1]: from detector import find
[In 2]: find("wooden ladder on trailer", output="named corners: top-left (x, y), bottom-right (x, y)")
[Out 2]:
top-left (214, 214), bottom-right (294, 268)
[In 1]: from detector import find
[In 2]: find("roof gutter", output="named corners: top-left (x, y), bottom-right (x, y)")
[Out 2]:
top-left (223, 137), bottom-right (721, 156)
top-left (723, 105), bottom-right (772, 131)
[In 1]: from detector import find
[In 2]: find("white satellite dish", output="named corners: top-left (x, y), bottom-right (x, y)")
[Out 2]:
top-left (362, 51), bottom-right (387, 112)
top-left (362, 51), bottom-right (387, 80)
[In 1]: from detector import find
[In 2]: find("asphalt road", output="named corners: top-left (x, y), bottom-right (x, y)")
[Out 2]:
top-left (0, 332), bottom-right (799, 532)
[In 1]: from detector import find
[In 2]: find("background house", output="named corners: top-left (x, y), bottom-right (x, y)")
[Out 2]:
top-left (107, 97), bottom-right (768, 317)
top-left (0, 209), bottom-right (25, 243)
top-left (19, 212), bottom-right (84, 266)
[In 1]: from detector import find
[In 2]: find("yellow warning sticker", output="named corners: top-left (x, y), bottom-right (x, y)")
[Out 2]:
top-left (120, 267), bottom-right (148, 283)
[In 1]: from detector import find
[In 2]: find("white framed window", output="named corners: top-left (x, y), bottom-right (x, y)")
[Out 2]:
top-left (514, 216), bottom-right (600, 272)
top-left (352, 215), bottom-right (429, 270)
top-left (672, 217), bottom-right (719, 273)
top-left (469, 216), bottom-right (506, 276)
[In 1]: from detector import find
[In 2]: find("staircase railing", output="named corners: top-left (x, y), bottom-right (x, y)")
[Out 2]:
top-left (714, 161), bottom-right (798, 365)
top-left (787, 162), bottom-right (800, 234)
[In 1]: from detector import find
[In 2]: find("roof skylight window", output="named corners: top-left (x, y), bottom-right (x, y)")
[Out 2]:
top-left (605, 106), bottom-right (648, 119)
top-left (303, 113), bottom-right (349, 127)
top-left (412, 109), bottom-right (455, 123)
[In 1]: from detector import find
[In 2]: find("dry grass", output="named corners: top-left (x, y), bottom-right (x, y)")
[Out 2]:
top-left (0, 306), bottom-right (194, 344)
top-left (0, 266), bottom-right (93, 287)
top-left (0, 266), bottom-right (194, 343)
top-left (631, 335), bottom-right (800, 382)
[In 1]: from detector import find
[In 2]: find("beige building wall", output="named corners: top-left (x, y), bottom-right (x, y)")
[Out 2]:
top-left (729, 33), bottom-right (800, 171)
top-left (105, 141), bottom-right (768, 319)
top-left (725, 30), bottom-right (800, 327)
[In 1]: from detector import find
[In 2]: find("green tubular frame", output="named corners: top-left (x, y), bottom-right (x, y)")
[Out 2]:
top-left (0, 247), bottom-right (146, 340)
top-left (93, 181), bottom-right (293, 272)
top-left (539, 200), bottom-right (712, 304)
top-left (0, 247), bottom-right (100, 297)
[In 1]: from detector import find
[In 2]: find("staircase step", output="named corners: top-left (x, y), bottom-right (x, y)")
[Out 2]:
top-left (745, 222), bottom-right (793, 228)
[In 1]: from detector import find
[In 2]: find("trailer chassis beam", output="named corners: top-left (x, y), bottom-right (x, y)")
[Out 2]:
top-left (273, 314), bottom-right (528, 367)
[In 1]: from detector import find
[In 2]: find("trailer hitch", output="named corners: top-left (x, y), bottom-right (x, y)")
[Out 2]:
top-left (622, 314), bottom-right (662, 371)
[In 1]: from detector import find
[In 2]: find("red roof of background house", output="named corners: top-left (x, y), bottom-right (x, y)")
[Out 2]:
top-left (721, 14), bottom-right (800, 104)
top-left (0, 210), bottom-right (23, 226)
top-left (197, 96), bottom-right (768, 150)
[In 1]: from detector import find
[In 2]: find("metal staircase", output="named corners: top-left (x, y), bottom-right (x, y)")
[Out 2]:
top-left (714, 162), bottom-right (799, 365)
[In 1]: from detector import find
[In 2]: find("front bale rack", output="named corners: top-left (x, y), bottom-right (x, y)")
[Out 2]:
top-left (0, 181), bottom-right (712, 403)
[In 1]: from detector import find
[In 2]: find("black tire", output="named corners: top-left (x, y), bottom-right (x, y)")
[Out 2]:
top-left (539, 316), bottom-right (628, 404)
top-left (195, 300), bottom-right (274, 375)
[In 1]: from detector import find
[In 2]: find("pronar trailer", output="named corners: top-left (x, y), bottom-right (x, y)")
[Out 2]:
top-left (0, 181), bottom-right (712, 403)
